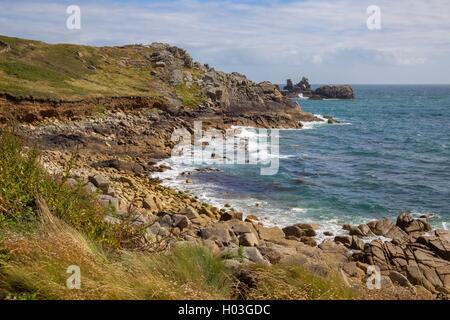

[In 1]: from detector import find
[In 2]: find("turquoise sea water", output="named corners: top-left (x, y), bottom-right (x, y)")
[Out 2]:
top-left (158, 85), bottom-right (450, 232)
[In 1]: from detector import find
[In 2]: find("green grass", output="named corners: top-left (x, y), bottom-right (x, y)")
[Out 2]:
top-left (0, 34), bottom-right (204, 104)
top-left (0, 130), bottom-right (118, 245)
top-left (0, 61), bottom-right (68, 82)
top-left (0, 131), bottom-right (232, 299)
top-left (175, 83), bottom-right (205, 108)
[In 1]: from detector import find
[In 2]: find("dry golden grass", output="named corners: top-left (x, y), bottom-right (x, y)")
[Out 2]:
top-left (0, 200), bottom-right (232, 300)
top-left (234, 264), bottom-right (359, 300)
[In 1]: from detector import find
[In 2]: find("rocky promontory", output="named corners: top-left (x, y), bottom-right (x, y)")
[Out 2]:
top-left (0, 35), bottom-right (320, 129)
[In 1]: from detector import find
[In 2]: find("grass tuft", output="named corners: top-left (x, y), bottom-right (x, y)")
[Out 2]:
top-left (175, 84), bottom-right (205, 108)
top-left (0, 130), bottom-right (118, 246)
top-left (235, 264), bottom-right (358, 300)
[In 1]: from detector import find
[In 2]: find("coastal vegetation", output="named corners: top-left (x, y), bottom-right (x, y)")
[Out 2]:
top-left (0, 35), bottom-right (447, 301)
top-left (0, 131), bottom-right (357, 300)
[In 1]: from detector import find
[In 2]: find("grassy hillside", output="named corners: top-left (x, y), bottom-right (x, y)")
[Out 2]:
top-left (0, 35), bottom-right (202, 102)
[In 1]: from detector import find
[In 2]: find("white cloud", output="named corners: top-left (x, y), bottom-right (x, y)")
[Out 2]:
top-left (312, 54), bottom-right (323, 64)
top-left (0, 0), bottom-right (449, 83)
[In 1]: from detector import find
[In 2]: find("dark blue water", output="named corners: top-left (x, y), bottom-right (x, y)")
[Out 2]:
top-left (163, 85), bottom-right (450, 231)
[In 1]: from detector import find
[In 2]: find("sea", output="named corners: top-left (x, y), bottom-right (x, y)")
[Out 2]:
top-left (154, 85), bottom-right (450, 237)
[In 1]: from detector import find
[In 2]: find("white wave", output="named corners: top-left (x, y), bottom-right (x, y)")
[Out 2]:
top-left (298, 114), bottom-right (327, 130)
top-left (229, 126), bottom-right (271, 139)
top-left (300, 121), bottom-right (327, 130)
top-left (291, 207), bottom-right (307, 213)
top-left (152, 164), bottom-right (406, 244)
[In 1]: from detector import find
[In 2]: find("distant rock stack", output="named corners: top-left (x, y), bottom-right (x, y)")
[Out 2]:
top-left (282, 75), bottom-right (354, 100)
top-left (284, 79), bottom-right (294, 91)
top-left (297, 76), bottom-right (311, 91)
top-left (283, 76), bottom-right (312, 95)
top-left (314, 85), bottom-right (354, 99)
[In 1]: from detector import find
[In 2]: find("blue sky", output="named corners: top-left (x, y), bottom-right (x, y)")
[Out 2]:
top-left (1, 0), bottom-right (450, 84)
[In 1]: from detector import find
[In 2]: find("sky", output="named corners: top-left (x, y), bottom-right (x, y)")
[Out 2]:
top-left (1, 0), bottom-right (450, 84)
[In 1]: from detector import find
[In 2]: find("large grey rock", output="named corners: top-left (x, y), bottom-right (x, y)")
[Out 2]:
top-left (159, 214), bottom-right (174, 228)
top-left (220, 210), bottom-right (243, 221)
top-left (172, 214), bottom-right (191, 230)
top-left (84, 182), bottom-right (97, 194)
top-left (257, 246), bottom-right (282, 264)
top-left (242, 247), bottom-right (270, 265)
top-left (199, 226), bottom-right (233, 246)
top-left (283, 225), bottom-right (305, 238)
top-left (366, 218), bottom-right (409, 243)
top-left (146, 222), bottom-right (170, 237)
top-left (396, 212), bottom-right (432, 237)
top-left (98, 195), bottom-right (119, 211)
top-left (334, 235), bottom-right (352, 247)
top-left (88, 174), bottom-right (109, 193)
top-left (142, 196), bottom-right (160, 212)
top-left (389, 271), bottom-right (413, 288)
top-left (170, 69), bottom-right (184, 85)
top-left (239, 233), bottom-right (259, 247)
top-left (257, 226), bottom-right (285, 242)
top-left (226, 220), bottom-right (255, 235)
top-left (416, 230), bottom-right (450, 261)
top-left (104, 215), bottom-right (121, 224)
top-left (180, 206), bottom-right (200, 219)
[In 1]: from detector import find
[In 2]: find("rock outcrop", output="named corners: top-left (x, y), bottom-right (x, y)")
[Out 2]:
top-left (314, 85), bottom-right (354, 99)
top-left (342, 213), bottom-right (449, 296)
top-left (282, 76), bottom-right (354, 100)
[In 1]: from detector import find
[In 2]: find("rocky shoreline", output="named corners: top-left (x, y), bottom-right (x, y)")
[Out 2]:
top-left (0, 35), bottom-right (448, 300)
top-left (10, 107), bottom-right (447, 300)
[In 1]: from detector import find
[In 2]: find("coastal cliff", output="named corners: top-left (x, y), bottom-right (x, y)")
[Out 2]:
top-left (0, 35), bottom-right (448, 300)
top-left (0, 35), bottom-right (318, 128)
